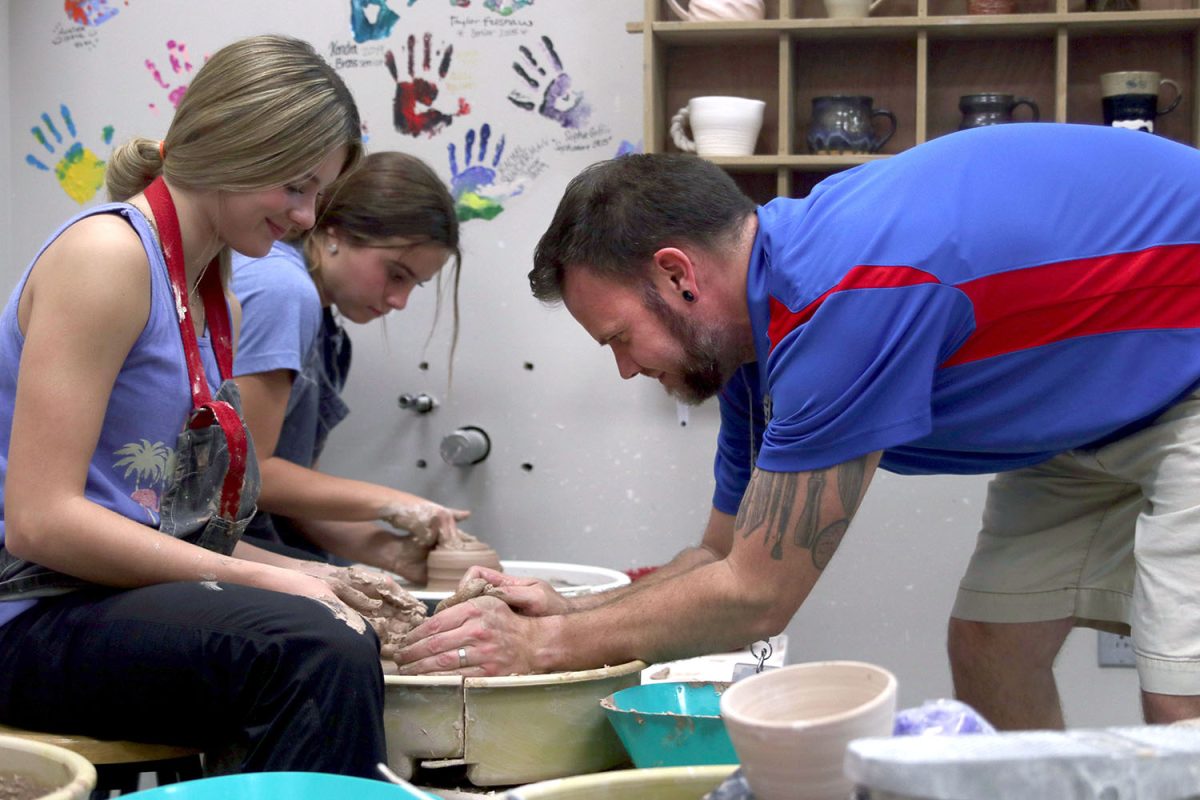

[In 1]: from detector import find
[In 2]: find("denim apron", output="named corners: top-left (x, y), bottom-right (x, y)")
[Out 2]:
top-left (0, 177), bottom-right (259, 598)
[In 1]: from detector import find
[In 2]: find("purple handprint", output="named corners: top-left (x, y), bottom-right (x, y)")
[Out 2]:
top-left (385, 33), bottom-right (470, 138)
top-left (507, 35), bottom-right (591, 129)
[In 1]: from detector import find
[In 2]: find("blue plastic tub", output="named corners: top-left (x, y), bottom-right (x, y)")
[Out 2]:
top-left (123, 772), bottom-right (438, 799)
top-left (601, 681), bottom-right (738, 769)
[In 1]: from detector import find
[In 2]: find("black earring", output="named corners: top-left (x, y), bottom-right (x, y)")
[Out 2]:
top-left (682, 290), bottom-right (696, 303)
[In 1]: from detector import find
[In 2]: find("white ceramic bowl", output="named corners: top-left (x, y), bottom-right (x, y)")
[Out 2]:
top-left (720, 660), bottom-right (897, 800)
top-left (0, 734), bottom-right (97, 800)
top-left (505, 764), bottom-right (736, 799)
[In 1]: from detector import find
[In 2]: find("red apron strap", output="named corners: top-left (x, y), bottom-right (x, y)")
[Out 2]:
top-left (143, 177), bottom-right (246, 518)
top-left (143, 177), bottom-right (222, 404)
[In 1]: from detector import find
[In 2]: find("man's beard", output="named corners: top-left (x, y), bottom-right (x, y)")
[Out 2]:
top-left (640, 286), bottom-right (742, 405)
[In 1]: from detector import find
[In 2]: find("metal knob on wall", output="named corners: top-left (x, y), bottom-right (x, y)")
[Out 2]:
top-left (440, 426), bottom-right (491, 466)
top-left (397, 392), bottom-right (438, 413)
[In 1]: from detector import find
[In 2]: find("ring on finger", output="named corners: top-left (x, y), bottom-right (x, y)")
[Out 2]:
top-left (458, 646), bottom-right (468, 668)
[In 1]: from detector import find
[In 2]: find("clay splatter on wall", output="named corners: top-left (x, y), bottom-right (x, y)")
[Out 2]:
top-left (25, 105), bottom-right (114, 204)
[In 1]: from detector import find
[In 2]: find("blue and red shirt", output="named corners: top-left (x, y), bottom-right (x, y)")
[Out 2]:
top-left (714, 123), bottom-right (1200, 514)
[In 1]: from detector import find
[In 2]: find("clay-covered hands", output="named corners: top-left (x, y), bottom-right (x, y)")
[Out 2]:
top-left (459, 565), bottom-right (569, 617)
top-left (379, 500), bottom-right (470, 549)
top-left (392, 594), bottom-right (540, 676)
top-left (297, 562), bottom-right (427, 653)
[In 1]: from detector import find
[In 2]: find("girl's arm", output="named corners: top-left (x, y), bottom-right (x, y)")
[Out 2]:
top-left (4, 217), bottom-right (334, 604)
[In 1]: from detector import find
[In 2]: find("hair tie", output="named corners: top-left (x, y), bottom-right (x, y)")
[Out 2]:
top-left (157, 140), bottom-right (167, 160)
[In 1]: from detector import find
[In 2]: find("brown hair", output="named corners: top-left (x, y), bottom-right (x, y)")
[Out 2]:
top-left (106, 34), bottom-right (362, 201)
top-left (530, 153), bottom-right (755, 303)
top-left (308, 152), bottom-right (463, 369)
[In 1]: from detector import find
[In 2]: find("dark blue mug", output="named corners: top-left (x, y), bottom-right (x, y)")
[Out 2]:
top-left (807, 96), bottom-right (897, 154)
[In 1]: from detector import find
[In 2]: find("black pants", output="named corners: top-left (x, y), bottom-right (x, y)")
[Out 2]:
top-left (0, 582), bottom-right (386, 778)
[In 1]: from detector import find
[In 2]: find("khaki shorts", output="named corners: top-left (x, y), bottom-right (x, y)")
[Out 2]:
top-left (952, 389), bottom-right (1200, 695)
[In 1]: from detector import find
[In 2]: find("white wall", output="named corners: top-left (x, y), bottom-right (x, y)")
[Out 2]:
top-left (1, 0), bottom-right (1139, 726)
top-left (1, 0), bottom-right (11, 278)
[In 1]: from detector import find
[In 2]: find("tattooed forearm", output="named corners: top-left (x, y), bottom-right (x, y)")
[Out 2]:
top-left (837, 457), bottom-right (867, 516)
top-left (736, 454), bottom-right (872, 568)
top-left (793, 469), bottom-right (827, 551)
top-left (812, 519), bottom-right (848, 570)
top-left (735, 472), bottom-right (769, 534)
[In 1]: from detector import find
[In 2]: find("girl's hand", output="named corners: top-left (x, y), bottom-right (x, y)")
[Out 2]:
top-left (380, 500), bottom-right (471, 549)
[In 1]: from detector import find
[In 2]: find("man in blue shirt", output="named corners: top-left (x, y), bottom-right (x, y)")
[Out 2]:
top-left (395, 123), bottom-right (1200, 728)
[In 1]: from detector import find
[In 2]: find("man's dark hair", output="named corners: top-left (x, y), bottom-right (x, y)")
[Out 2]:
top-left (529, 153), bottom-right (756, 303)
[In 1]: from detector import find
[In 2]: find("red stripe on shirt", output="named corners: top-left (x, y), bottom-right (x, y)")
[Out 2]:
top-left (768, 265), bottom-right (940, 352)
top-left (941, 243), bottom-right (1200, 367)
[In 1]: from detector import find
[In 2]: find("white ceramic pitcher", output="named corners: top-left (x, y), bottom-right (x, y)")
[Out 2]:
top-left (667, 0), bottom-right (766, 22)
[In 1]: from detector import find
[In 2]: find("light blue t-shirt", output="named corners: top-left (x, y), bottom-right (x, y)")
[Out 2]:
top-left (231, 242), bottom-right (351, 551)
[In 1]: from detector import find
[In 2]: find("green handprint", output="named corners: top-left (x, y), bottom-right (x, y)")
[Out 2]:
top-left (25, 104), bottom-right (114, 204)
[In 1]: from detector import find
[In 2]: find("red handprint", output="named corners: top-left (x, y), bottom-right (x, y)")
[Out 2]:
top-left (385, 33), bottom-right (470, 138)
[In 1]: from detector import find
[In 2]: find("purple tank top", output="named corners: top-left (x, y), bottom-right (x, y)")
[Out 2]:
top-left (0, 203), bottom-right (221, 626)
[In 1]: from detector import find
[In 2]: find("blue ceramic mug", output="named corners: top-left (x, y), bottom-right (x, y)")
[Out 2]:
top-left (807, 95), bottom-right (897, 154)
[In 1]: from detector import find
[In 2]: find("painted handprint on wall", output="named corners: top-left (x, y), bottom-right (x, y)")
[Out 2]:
top-left (616, 140), bottom-right (643, 157)
top-left (145, 39), bottom-right (193, 112)
top-left (484, 0), bottom-right (534, 13)
top-left (25, 105), bottom-right (114, 204)
top-left (507, 36), bottom-right (591, 129)
top-left (350, 0), bottom-right (403, 44)
top-left (385, 34), bottom-right (470, 138)
top-left (64, 0), bottom-right (120, 26)
top-left (448, 124), bottom-right (523, 222)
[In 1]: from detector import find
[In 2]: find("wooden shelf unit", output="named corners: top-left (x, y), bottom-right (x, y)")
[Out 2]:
top-left (631, 0), bottom-right (1200, 199)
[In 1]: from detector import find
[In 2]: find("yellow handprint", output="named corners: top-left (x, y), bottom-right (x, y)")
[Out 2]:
top-left (25, 104), bottom-right (114, 204)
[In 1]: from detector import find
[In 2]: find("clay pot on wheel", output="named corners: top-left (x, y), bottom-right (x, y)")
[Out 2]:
top-left (425, 540), bottom-right (502, 591)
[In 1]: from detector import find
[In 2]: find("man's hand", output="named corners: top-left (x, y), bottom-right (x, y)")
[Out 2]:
top-left (461, 565), bottom-right (569, 617)
top-left (393, 595), bottom-right (541, 676)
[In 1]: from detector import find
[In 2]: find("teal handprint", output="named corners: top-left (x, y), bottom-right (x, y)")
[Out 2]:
top-left (25, 105), bottom-right (114, 204)
top-left (447, 124), bottom-right (522, 222)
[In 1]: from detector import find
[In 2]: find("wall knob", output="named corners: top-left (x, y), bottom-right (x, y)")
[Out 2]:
top-left (440, 426), bottom-right (491, 466)
top-left (398, 393), bottom-right (438, 414)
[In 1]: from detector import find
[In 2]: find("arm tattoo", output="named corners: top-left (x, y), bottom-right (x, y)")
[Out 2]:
top-left (793, 469), bottom-right (827, 551)
top-left (837, 457), bottom-right (867, 516)
top-left (736, 455), bottom-right (870, 569)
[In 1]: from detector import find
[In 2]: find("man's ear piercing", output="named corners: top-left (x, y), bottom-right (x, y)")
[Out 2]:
top-left (682, 290), bottom-right (696, 303)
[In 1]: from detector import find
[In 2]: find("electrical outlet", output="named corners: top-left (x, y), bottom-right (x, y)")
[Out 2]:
top-left (1097, 631), bottom-right (1137, 668)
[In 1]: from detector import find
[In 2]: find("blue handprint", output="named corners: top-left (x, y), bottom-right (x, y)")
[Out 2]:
top-left (350, 0), bottom-right (405, 44)
top-left (25, 105), bottom-right (114, 204)
top-left (484, 0), bottom-right (534, 14)
top-left (448, 124), bottom-right (522, 222)
top-left (507, 35), bottom-right (591, 129)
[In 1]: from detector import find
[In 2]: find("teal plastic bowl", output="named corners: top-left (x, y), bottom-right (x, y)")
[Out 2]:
top-left (123, 772), bottom-right (438, 799)
top-left (600, 682), bottom-right (738, 769)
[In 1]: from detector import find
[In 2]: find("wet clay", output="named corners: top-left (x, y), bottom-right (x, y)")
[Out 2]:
top-left (424, 532), bottom-right (502, 591)
top-left (434, 576), bottom-right (505, 614)
top-left (0, 773), bottom-right (49, 800)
